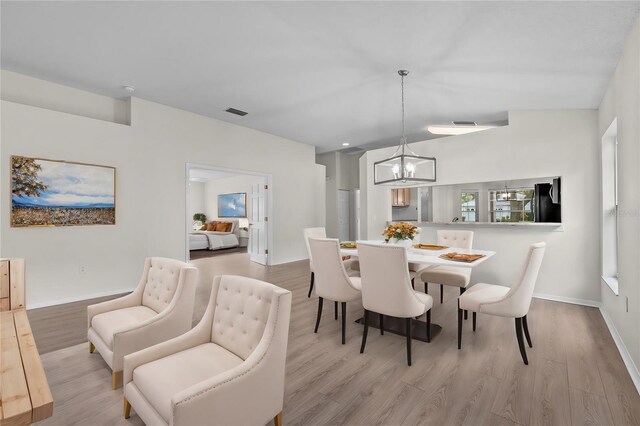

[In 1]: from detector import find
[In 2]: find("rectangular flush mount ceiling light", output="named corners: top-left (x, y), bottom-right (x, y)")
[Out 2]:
top-left (427, 124), bottom-right (497, 135)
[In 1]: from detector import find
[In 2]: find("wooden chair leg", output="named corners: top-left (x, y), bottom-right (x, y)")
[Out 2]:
top-left (440, 284), bottom-right (444, 304)
top-left (335, 301), bottom-right (338, 320)
top-left (314, 297), bottom-right (323, 333)
top-left (472, 312), bottom-right (477, 331)
top-left (460, 288), bottom-right (468, 320)
top-left (89, 342), bottom-right (95, 353)
top-left (112, 371), bottom-right (122, 389)
top-left (522, 315), bottom-right (533, 347)
top-left (360, 309), bottom-right (370, 353)
top-left (379, 313), bottom-right (384, 335)
top-left (426, 310), bottom-right (431, 343)
top-left (457, 301), bottom-right (463, 350)
top-left (307, 272), bottom-right (314, 298)
top-left (406, 318), bottom-right (412, 366)
top-left (274, 411), bottom-right (283, 426)
top-left (515, 317), bottom-right (529, 365)
top-left (124, 398), bottom-right (132, 419)
top-left (341, 302), bottom-right (347, 344)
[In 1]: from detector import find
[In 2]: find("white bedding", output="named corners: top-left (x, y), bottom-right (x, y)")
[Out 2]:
top-left (189, 233), bottom-right (209, 250)
top-left (189, 231), bottom-right (239, 251)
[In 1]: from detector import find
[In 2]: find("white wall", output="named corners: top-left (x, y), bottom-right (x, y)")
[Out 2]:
top-left (202, 174), bottom-right (261, 221)
top-left (1, 70), bottom-right (130, 124)
top-left (188, 181), bottom-right (205, 226)
top-left (316, 151), bottom-right (360, 238)
top-left (1, 71), bottom-right (325, 307)
top-left (316, 152), bottom-right (338, 238)
top-left (360, 110), bottom-right (600, 302)
top-left (598, 18), bottom-right (640, 375)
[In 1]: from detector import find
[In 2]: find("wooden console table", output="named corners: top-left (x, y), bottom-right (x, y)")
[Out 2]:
top-left (1, 308), bottom-right (53, 425)
top-left (1, 259), bottom-right (25, 312)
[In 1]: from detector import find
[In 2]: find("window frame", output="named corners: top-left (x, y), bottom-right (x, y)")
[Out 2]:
top-left (488, 187), bottom-right (535, 223)
top-left (460, 191), bottom-right (479, 222)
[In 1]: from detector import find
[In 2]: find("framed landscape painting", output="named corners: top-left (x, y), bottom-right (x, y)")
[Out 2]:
top-left (218, 192), bottom-right (246, 218)
top-left (11, 156), bottom-right (116, 227)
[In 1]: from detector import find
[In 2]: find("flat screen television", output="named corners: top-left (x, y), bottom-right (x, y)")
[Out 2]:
top-left (218, 192), bottom-right (246, 217)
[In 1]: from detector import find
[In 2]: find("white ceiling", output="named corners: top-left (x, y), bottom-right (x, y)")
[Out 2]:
top-left (2, 1), bottom-right (639, 153)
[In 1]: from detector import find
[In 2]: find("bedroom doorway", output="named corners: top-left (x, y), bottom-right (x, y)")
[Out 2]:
top-left (185, 163), bottom-right (273, 266)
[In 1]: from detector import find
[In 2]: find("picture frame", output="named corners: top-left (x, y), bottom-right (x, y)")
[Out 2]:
top-left (217, 192), bottom-right (246, 218)
top-left (10, 155), bottom-right (116, 227)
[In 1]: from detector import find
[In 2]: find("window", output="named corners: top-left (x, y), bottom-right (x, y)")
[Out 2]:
top-left (601, 119), bottom-right (619, 295)
top-left (460, 192), bottom-right (479, 222)
top-left (489, 188), bottom-right (534, 223)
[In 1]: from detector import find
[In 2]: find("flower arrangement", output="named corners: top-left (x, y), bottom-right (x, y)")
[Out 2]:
top-left (383, 222), bottom-right (419, 242)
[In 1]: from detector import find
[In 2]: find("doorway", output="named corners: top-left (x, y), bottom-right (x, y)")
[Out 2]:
top-left (185, 163), bottom-right (273, 266)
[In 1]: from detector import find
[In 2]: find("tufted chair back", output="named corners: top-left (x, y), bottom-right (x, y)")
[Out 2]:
top-left (141, 257), bottom-right (188, 313)
top-left (211, 275), bottom-right (276, 360)
top-left (303, 227), bottom-right (327, 272)
top-left (437, 230), bottom-right (474, 249)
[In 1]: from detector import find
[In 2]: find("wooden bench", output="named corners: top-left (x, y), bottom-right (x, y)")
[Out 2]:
top-left (1, 309), bottom-right (53, 425)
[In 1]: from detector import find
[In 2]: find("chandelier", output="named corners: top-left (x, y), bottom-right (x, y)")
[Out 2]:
top-left (498, 182), bottom-right (512, 201)
top-left (374, 70), bottom-right (436, 186)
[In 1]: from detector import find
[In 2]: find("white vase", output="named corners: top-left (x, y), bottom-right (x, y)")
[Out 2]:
top-left (390, 238), bottom-right (413, 249)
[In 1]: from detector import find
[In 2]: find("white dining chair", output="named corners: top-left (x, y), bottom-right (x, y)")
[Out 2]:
top-left (308, 238), bottom-right (362, 344)
top-left (357, 242), bottom-right (433, 366)
top-left (416, 230), bottom-right (474, 306)
top-left (457, 242), bottom-right (546, 365)
top-left (303, 227), bottom-right (358, 298)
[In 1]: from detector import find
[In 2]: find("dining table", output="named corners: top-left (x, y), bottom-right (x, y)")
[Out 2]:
top-left (339, 240), bottom-right (496, 342)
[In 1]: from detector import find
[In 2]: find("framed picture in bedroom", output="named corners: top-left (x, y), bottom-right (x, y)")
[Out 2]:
top-left (218, 192), bottom-right (246, 218)
top-left (10, 156), bottom-right (116, 227)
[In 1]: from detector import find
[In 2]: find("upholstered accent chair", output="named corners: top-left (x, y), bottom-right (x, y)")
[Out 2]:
top-left (357, 242), bottom-right (433, 366)
top-left (416, 230), bottom-right (475, 305)
top-left (87, 257), bottom-right (198, 389)
top-left (308, 238), bottom-right (362, 344)
top-left (303, 227), bottom-right (358, 298)
top-left (458, 242), bottom-right (546, 365)
top-left (122, 275), bottom-right (292, 426)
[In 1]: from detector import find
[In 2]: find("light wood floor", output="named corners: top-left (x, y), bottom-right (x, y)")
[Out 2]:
top-left (31, 253), bottom-right (640, 425)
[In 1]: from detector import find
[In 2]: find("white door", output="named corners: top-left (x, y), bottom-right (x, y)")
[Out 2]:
top-left (337, 189), bottom-right (350, 242)
top-left (249, 181), bottom-right (268, 265)
top-left (350, 189), bottom-right (360, 241)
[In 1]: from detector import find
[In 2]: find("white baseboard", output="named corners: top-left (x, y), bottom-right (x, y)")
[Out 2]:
top-left (533, 292), bottom-right (601, 308)
top-left (599, 304), bottom-right (640, 394)
top-left (27, 287), bottom-right (135, 310)
top-left (533, 292), bottom-right (640, 394)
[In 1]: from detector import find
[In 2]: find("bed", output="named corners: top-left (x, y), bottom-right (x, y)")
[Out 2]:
top-left (189, 221), bottom-right (240, 251)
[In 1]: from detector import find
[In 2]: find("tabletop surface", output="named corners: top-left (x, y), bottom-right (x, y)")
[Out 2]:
top-left (339, 240), bottom-right (495, 268)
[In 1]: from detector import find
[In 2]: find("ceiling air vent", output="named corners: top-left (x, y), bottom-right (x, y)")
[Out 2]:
top-left (225, 107), bottom-right (248, 116)
top-left (341, 146), bottom-right (365, 155)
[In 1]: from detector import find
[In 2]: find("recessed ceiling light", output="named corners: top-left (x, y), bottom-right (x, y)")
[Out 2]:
top-left (123, 85), bottom-right (135, 94)
top-left (427, 123), bottom-right (497, 135)
top-left (342, 142), bottom-right (350, 146)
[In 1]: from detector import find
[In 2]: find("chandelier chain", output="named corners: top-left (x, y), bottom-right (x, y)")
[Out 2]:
top-left (401, 72), bottom-right (406, 154)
